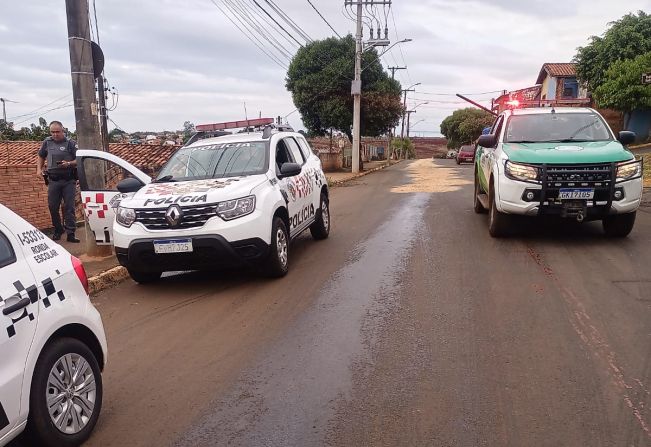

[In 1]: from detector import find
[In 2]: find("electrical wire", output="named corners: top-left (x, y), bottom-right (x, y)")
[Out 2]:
top-left (7, 94), bottom-right (73, 121)
top-left (13, 102), bottom-right (75, 126)
top-left (306, 0), bottom-right (341, 38)
top-left (92, 0), bottom-right (100, 46)
top-left (209, 0), bottom-right (289, 69)
top-left (250, 0), bottom-right (305, 48)
top-left (264, 0), bottom-right (312, 43)
top-left (242, 0), bottom-right (301, 50)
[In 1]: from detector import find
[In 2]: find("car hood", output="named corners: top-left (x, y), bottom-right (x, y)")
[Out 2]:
top-left (502, 141), bottom-right (633, 164)
top-left (121, 175), bottom-right (268, 208)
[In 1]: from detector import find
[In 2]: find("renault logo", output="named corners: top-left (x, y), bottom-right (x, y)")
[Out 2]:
top-left (165, 205), bottom-right (183, 227)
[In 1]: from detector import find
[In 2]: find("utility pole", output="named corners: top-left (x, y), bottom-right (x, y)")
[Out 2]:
top-left (0, 98), bottom-right (6, 123)
top-left (97, 76), bottom-right (109, 151)
top-left (66, 0), bottom-right (110, 255)
top-left (405, 110), bottom-right (415, 138)
top-left (400, 88), bottom-right (414, 138)
top-left (388, 66), bottom-right (406, 79)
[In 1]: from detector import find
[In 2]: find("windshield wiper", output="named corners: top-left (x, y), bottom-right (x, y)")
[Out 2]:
top-left (153, 175), bottom-right (177, 183)
top-left (541, 139), bottom-right (592, 143)
top-left (507, 140), bottom-right (539, 143)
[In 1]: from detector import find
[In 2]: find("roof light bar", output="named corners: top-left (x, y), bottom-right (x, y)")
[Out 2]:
top-left (196, 118), bottom-right (275, 132)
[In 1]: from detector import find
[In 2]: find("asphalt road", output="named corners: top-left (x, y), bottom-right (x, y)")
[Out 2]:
top-left (25, 159), bottom-right (651, 446)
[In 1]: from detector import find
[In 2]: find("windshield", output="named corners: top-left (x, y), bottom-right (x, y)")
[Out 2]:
top-left (505, 113), bottom-right (612, 143)
top-left (156, 141), bottom-right (268, 181)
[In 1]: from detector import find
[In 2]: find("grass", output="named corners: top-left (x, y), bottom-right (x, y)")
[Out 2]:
top-left (642, 153), bottom-right (651, 188)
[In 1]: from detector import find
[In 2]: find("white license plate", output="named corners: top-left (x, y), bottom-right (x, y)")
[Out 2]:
top-left (559, 188), bottom-right (594, 200)
top-left (153, 239), bottom-right (193, 254)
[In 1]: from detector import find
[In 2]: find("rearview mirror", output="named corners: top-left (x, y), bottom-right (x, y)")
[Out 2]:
top-left (279, 162), bottom-right (302, 178)
top-left (477, 134), bottom-right (497, 148)
top-left (618, 131), bottom-right (636, 146)
top-left (117, 177), bottom-right (145, 193)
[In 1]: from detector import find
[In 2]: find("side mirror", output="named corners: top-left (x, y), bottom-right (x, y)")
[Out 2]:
top-left (117, 177), bottom-right (145, 193)
top-left (618, 131), bottom-right (636, 146)
top-left (279, 162), bottom-right (302, 178)
top-left (477, 134), bottom-right (497, 148)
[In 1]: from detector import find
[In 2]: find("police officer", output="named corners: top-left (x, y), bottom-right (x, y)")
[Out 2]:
top-left (36, 121), bottom-right (80, 243)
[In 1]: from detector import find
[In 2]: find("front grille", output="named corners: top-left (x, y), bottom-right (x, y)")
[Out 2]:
top-left (135, 204), bottom-right (218, 230)
top-left (544, 163), bottom-right (613, 187)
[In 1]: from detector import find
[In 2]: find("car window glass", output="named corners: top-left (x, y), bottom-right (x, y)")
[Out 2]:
top-left (0, 231), bottom-right (16, 269)
top-left (297, 138), bottom-right (314, 160)
top-left (493, 116), bottom-right (504, 139)
top-left (82, 158), bottom-right (139, 191)
top-left (275, 140), bottom-right (295, 173)
top-left (284, 138), bottom-right (305, 165)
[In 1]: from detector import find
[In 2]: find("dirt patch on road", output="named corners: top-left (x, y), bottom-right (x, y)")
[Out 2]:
top-left (391, 159), bottom-right (472, 193)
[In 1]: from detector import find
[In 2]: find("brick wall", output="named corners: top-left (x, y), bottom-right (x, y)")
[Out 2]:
top-left (0, 164), bottom-right (85, 231)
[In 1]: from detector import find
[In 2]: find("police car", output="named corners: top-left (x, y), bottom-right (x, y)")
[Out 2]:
top-left (474, 107), bottom-right (643, 237)
top-left (0, 204), bottom-right (107, 447)
top-left (76, 118), bottom-right (330, 283)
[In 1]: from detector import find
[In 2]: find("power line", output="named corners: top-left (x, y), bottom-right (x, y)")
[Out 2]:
top-left (417, 90), bottom-right (503, 97)
top-left (264, 0), bottom-right (312, 43)
top-left (250, 0), bottom-right (305, 48)
top-left (7, 94), bottom-right (73, 121)
top-left (92, 0), bottom-right (100, 46)
top-left (241, 0), bottom-right (301, 50)
top-left (209, 0), bottom-right (289, 69)
top-left (306, 0), bottom-right (341, 38)
top-left (13, 102), bottom-right (75, 126)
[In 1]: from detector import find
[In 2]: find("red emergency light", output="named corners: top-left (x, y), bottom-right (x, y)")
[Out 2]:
top-left (505, 99), bottom-right (521, 108)
top-left (196, 118), bottom-right (275, 132)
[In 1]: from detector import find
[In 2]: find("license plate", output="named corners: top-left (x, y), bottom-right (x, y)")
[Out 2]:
top-left (153, 239), bottom-right (193, 254)
top-left (559, 188), bottom-right (594, 200)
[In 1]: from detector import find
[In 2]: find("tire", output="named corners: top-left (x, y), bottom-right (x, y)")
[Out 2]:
top-left (127, 268), bottom-right (161, 284)
top-left (602, 212), bottom-right (636, 238)
top-left (456, 159), bottom-right (461, 165)
top-left (488, 181), bottom-right (510, 237)
top-left (26, 337), bottom-right (103, 447)
top-left (265, 217), bottom-right (289, 277)
top-left (310, 193), bottom-right (330, 240)
top-left (474, 168), bottom-right (487, 214)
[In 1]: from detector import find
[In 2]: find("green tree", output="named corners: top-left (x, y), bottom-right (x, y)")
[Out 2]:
top-left (286, 35), bottom-right (403, 140)
top-left (390, 137), bottom-right (414, 159)
top-left (594, 52), bottom-right (651, 114)
top-left (109, 128), bottom-right (126, 142)
top-left (182, 121), bottom-right (195, 144)
top-left (575, 11), bottom-right (651, 92)
top-left (440, 108), bottom-right (494, 149)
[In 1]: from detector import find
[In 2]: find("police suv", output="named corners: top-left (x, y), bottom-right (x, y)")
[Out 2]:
top-left (76, 119), bottom-right (330, 283)
top-left (0, 204), bottom-right (107, 447)
top-left (474, 107), bottom-right (643, 237)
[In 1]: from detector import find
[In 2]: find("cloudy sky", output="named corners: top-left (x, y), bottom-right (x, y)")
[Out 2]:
top-left (1, 0), bottom-right (649, 136)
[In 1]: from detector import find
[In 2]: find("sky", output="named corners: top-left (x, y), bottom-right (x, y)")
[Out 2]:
top-left (1, 0), bottom-right (649, 137)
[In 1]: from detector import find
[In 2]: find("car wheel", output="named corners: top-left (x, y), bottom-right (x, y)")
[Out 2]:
top-left (310, 193), bottom-right (330, 240)
top-left (265, 217), bottom-right (289, 277)
top-left (26, 337), bottom-right (103, 447)
top-left (488, 181), bottom-right (510, 237)
top-left (602, 212), bottom-right (636, 238)
top-left (473, 169), bottom-right (487, 214)
top-left (127, 268), bottom-right (161, 284)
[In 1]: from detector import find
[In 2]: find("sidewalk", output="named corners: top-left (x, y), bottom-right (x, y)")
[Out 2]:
top-left (64, 159), bottom-right (399, 294)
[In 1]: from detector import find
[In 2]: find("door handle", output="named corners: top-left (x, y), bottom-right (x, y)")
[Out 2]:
top-left (3, 297), bottom-right (30, 315)
top-left (87, 204), bottom-right (100, 208)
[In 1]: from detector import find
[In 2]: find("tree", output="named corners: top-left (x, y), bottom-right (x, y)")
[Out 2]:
top-left (440, 108), bottom-right (494, 149)
top-left (594, 52), bottom-right (651, 114)
top-left (286, 35), bottom-right (403, 140)
top-left (182, 121), bottom-right (195, 144)
top-left (575, 11), bottom-right (651, 92)
top-left (391, 137), bottom-right (414, 159)
top-left (108, 128), bottom-right (126, 142)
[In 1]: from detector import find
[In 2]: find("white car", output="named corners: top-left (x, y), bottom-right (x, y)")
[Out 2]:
top-left (76, 119), bottom-right (330, 283)
top-left (0, 204), bottom-right (107, 447)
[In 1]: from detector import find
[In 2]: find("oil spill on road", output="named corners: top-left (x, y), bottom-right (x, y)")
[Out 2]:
top-left (174, 193), bottom-right (431, 447)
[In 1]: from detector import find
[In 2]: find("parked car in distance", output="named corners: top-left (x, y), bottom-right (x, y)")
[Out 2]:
top-left (0, 204), bottom-right (107, 447)
top-left (456, 145), bottom-right (475, 164)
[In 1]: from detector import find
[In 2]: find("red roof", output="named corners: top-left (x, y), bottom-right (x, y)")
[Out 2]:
top-left (0, 141), bottom-right (179, 171)
top-left (536, 63), bottom-right (577, 84)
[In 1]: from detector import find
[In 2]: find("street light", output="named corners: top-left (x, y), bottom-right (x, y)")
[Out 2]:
top-left (400, 83), bottom-right (420, 138)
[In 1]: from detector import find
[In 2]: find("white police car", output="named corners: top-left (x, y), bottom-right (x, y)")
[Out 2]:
top-left (76, 118), bottom-right (330, 283)
top-left (0, 204), bottom-right (107, 447)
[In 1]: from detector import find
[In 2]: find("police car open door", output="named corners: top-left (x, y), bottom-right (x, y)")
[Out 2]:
top-left (76, 150), bottom-right (151, 245)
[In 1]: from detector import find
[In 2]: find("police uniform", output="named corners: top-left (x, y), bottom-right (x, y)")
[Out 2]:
top-left (38, 137), bottom-right (77, 239)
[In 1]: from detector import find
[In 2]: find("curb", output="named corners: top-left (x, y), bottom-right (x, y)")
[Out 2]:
top-left (88, 265), bottom-right (129, 296)
top-left (327, 160), bottom-right (401, 187)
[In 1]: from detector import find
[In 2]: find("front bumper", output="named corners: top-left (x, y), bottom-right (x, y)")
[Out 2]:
top-left (115, 235), bottom-right (270, 272)
top-left (497, 174), bottom-right (642, 219)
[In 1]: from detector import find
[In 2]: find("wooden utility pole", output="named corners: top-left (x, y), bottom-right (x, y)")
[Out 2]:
top-left (66, 0), bottom-right (111, 255)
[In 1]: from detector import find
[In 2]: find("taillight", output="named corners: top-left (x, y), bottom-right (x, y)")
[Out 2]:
top-left (71, 255), bottom-right (89, 295)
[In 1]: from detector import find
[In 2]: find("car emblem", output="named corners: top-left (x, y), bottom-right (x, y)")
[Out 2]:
top-left (165, 205), bottom-right (183, 227)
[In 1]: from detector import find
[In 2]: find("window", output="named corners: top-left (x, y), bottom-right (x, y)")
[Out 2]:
top-left (505, 113), bottom-right (611, 143)
top-left (82, 158), bottom-right (139, 191)
top-left (284, 138), bottom-right (305, 165)
top-left (297, 138), bottom-right (315, 160)
top-left (562, 78), bottom-right (579, 99)
top-left (0, 232), bottom-right (16, 269)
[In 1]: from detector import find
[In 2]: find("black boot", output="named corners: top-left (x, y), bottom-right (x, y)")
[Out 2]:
top-left (67, 233), bottom-right (80, 243)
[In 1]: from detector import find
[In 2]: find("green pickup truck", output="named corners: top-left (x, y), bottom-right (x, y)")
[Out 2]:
top-left (473, 107), bottom-right (643, 237)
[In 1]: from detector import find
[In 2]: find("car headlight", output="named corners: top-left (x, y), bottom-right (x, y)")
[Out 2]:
top-left (616, 159), bottom-right (643, 182)
top-left (116, 207), bottom-right (136, 227)
top-left (505, 160), bottom-right (540, 183)
top-left (216, 195), bottom-right (256, 221)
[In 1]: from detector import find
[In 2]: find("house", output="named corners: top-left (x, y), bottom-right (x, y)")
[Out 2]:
top-left (535, 63), bottom-right (588, 101)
